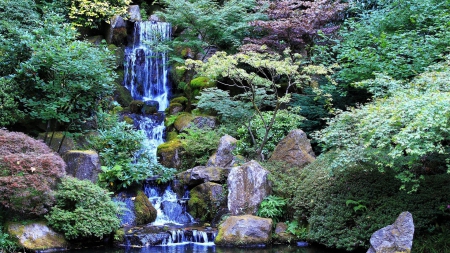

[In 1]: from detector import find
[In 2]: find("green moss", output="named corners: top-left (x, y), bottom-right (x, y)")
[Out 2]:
top-left (166, 131), bottom-right (178, 141)
top-left (167, 102), bottom-right (183, 115)
top-left (188, 190), bottom-right (209, 221)
top-left (170, 96), bottom-right (188, 105)
top-left (134, 191), bottom-right (157, 225)
top-left (129, 100), bottom-right (145, 113)
top-left (190, 76), bottom-right (215, 89)
top-left (114, 71), bottom-right (132, 107)
top-left (157, 139), bottom-right (183, 157)
top-left (173, 113), bottom-right (194, 132)
top-left (114, 228), bottom-right (125, 243)
top-left (123, 115), bottom-right (134, 125)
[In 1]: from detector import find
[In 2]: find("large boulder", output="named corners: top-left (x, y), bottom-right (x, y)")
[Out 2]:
top-left (105, 15), bottom-right (127, 45)
top-left (63, 150), bottom-right (101, 182)
top-left (227, 160), bottom-right (272, 215)
top-left (367, 212), bottom-right (414, 253)
top-left (177, 166), bottom-right (230, 186)
top-left (38, 132), bottom-right (76, 155)
top-left (269, 129), bottom-right (315, 168)
top-left (188, 182), bottom-right (227, 222)
top-left (215, 215), bottom-right (272, 247)
top-left (134, 191), bottom-right (157, 225)
top-left (157, 139), bottom-right (183, 170)
top-left (127, 5), bottom-right (141, 22)
top-left (274, 222), bottom-right (296, 244)
top-left (7, 222), bottom-right (68, 251)
top-left (207, 135), bottom-right (238, 168)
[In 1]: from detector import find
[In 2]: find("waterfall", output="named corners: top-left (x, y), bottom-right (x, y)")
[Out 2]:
top-left (144, 181), bottom-right (195, 225)
top-left (160, 229), bottom-right (217, 246)
top-left (123, 21), bottom-right (171, 159)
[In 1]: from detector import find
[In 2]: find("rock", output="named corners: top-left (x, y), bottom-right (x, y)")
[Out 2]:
top-left (274, 222), bottom-right (296, 244)
top-left (177, 166), bottom-right (230, 186)
top-left (227, 160), bottom-right (272, 215)
top-left (167, 103), bottom-right (184, 115)
top-left (127, 5), bottom-right (141, 22)
top-left (157, 139), bottom-right (183, 170)
top-left (134, 191), bottom-right (157, 225)
top-left (105, 15), bottom-right (127, 45)
top-left (123, 226), bottom-right (170, 247)
top-left (367, 211), bottom-right (414, 253)
top-left (174, 113), bottom-right (194, 132)
top-left (142, 101), bottom-right (159, 114)
top-left (188, 182), bottom-right (227, 222)
top-left (207, 135), bottom-right (238, 168)
top-left (269, 129), bottom-right (315, 168)
top-left (129, 100), bottom-right (145, 113)
top-left (215, 215), bottom-right (272, 247)
top-left (63, 150), bottom-right (102, 183)
top-left (192, 116), bottom-right (217, 129)
top-left (7, 221), bottom-right (68, 251)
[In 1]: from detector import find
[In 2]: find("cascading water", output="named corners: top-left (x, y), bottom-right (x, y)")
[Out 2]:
top-left (123, 21), bottom-right (171, 159)
top-left (121, 21), bottom-right (198, 235)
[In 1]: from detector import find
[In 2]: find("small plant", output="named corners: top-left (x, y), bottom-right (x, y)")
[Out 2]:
top-left (257, 195), bottom-right (287, 223)
top-left (285, 220), bottom-right (307, 238)
top-left (0, 227), bottom-right (17, 253)
top-left (346, 199), bottom-right (367, 213)
top-left (46, 177), bottom-right (121, 240)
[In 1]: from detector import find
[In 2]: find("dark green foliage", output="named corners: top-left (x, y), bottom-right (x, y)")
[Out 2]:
top-left (336, 0), bottom-right (450, 84)
top-left (265, 153), bottom-right (450, 251)
top-left (289, 90), bottom-right (330, 134)
top-left (190, 76), bottom-right (215, 89)
top-left (0, 225), bottom-right (17, 253)
top-left (46, 177), bottom-right (121, 239)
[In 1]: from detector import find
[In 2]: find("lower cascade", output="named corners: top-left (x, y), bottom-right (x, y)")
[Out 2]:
top-left (161, 229), bottom-right (217, 246)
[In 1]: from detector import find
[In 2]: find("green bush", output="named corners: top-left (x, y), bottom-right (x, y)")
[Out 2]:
top-left (46, 177), bottom-right (121, 240)
top-left (270, 153), bottom-right (450, 251)
top-left (0, 226), bottom-right (17, 253)
top-left (256, 195), bottom-right (286, 223)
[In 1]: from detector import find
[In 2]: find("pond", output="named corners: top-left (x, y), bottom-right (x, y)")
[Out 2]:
top-left (60, 244), bottom-right (361, 253)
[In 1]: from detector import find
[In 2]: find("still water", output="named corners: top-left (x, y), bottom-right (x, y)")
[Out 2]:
top-left (62, 244), bottom-right (353, 253)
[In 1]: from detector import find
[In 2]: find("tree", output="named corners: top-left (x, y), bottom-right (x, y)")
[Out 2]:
top-left (188, 48), bottom-right (333, 160)
top-left (336, 0), bottom-right (450, 84)
top-left (315, 56), bottom-right (450, 191)
top-left (242, 0), bottom-right (347, 54)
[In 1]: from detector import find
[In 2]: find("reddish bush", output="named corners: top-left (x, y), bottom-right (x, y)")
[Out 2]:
top-left (0, 129), bottom-right (66, 216)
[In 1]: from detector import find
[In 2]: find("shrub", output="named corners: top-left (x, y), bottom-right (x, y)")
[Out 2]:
top-left (0, 226), bottom-right (17, 253)
top-left (46, 177), bottom-right (121, 240)
top-left (0, 129), bottom-right (66, 216)
top-left (256, 195), bottom-right (286, 223)
top-left (271, 152), bottom-right (450, 251)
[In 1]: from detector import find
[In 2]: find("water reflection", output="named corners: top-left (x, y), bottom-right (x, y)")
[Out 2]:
top-left (64, 244), bottom-right (347, 253)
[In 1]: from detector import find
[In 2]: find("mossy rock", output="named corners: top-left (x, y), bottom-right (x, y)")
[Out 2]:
top-left (7, 221), bottom-right (68, 251)
top-left (123, 115), bottom-right (134, 125)
top-left (37, 132), bottom-right (76, 155)
top-left (129, 100), bottom-right (145, 113)
top-left (190, 76), bottom-right (215, 89)
top-left (142, 104), bottom-right (158, 114)
top-left (166, 131), bottom-right (178, 141)
top-left (134, 190), bottom-right (157, 225)
top-left (188, 182), bottom-right (226, 222)
top-left (170, 96), bottom-right (188, 106)
top-left (173, 113), bottom-right (194, 132)
top-left (167, 102), bottom-right (184, 115)
top-left (114, 74), bottom-right (133, 108)
top-left (157, 139), bottom-right (184, 169)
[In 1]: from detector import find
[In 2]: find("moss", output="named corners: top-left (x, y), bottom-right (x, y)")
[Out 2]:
top-left (166, 131), bottom-right (178, 141)
top-left (173, 113), bottom-right (194, 132)
top-left (114, 228), bottom-right (125, 243)
top-left (190, 76), bottom-right (215, 89)
top-left (170, 96), bottom-right (188, 106)
top-left (134, 191), bottom-right (157, 225)
top-left (7, 221), bottom-right (68, 250)
top-left (114, 71), bottom-right (132, 107)
top-left (129, 100), bottom-right (145, 113)
top-left (123, 115), bottom-right (134, 125)
top-left (188, 190), bottom-right (209, 221)
top-left (167, 102), bottom-right (183, 115)
top-left (157, 139), bottom-right (183, 158)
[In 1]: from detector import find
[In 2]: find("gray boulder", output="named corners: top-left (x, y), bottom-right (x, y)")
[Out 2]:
top-left (63, 150), bottom-right (102, 183)
top-left (269, 129), bottom-right (315, 168)
top-left (367, 211), bottom-right (414, 253)
top-left (227, 160), bottom-right (272, 215)
top-left (215, 215), bottom-right (272, 247)
top-left (7, 222), bottom-right (68, 251)
top-left (207, 135), bottom-right (238, 168)
top-left (105, 15), bottom-right (127, 45)
top-left (188, 182), bottom-right (227, 222)
top-left (177, 166), bottom-right (230, 186)
top-left (127, 5), bottom-right (141, 22)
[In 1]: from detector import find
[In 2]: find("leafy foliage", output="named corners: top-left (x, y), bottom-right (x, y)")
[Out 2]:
top-left (315, 57), bottom-right (450, 191)
top-left (89, 112), bottom-right (175, 189)
top-left (0, 225), bottom-right (17, 253)
top-left (189, 49), bottom-right (331, 160)
top-left (0, 129), bottom-right (66, 216)
top-left (155, 0), bottom-right (264, 61)
top-left (336, 0), bottom-right (450, 84)
top-left (46, 177), bottom-right (121, 239)
top-left (178, 126), bottom-right (223, 169)
top-left (62, 0), bottom-right (132, 28)
top-left (256, 195), bottom-right (286, 223)
top-left (243, 0), bottom-right (347, 53)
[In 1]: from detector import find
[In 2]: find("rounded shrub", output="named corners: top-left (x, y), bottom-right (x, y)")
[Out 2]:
top-left (0, 129), bottom-right (66, 216)
top-left (46, 177), bottom-right (121, 240)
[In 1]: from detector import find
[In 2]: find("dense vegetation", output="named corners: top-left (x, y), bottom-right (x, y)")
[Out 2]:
top-left (1, 0), bottom-right (450, 252)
